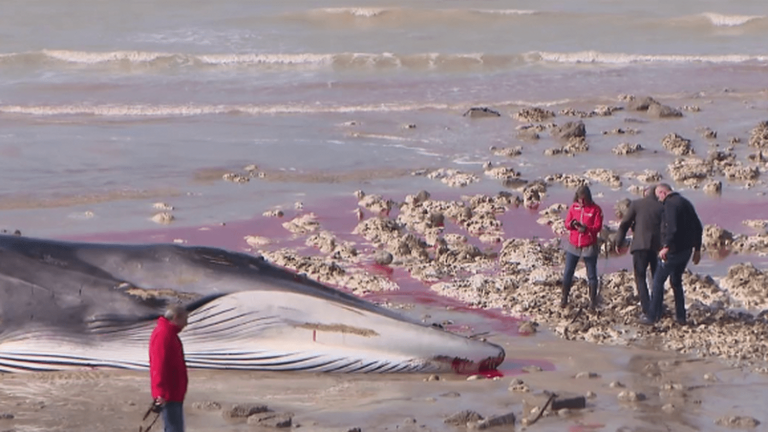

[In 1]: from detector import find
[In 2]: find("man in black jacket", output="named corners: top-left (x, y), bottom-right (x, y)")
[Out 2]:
top-left (641, 183), bottom-right (703, 325)
top-left (614, 186), bottom-right (663, 315)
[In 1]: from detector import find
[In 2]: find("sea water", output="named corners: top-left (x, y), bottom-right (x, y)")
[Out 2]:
top-left (0, 0), bottom-right (767, 237)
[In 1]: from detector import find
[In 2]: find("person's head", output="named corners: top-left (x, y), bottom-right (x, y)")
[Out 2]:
top-left (573, 185), bottom-right (594, 206)
top-left (164, 303), bottom-right (188, 331)
top-left (655, 183), bottom-right (673, 202)
top-left (644, 185), bottom-right (658, 200)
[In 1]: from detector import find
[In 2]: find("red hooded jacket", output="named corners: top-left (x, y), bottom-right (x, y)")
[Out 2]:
top-left (564, 201), bottom-right (603, 248)
top-left (149, 317), bottom-right (188, 402)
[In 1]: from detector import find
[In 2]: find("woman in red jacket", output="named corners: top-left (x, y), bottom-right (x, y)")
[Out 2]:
top-left (561, 185), bottom-right (604, 309)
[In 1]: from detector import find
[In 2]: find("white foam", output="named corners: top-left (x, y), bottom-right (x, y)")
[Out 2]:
top-left (534, 50), bottom-right (768, 64)
top-left (0, 102), bottom-right (454, 117)
top-left (320, 7), bottom-right (387, 17)
top-left (473, 9), bottom-right (538, 15)
top-left (701, 12), bottom-right (764, 27)
top-left (195, 53), bottom-right (334, 65)
top-left (42, 50), bottom-right (171, 64)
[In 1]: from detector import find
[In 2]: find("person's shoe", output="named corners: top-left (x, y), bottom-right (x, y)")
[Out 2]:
top-left (588, 282), bottom-right (598, 310)
top-left (675, 317), bottom-right (687, 326)
top-left (560, 286), bottom-right (570, 308)
top-left (638, 316), bottom-right (656, 326)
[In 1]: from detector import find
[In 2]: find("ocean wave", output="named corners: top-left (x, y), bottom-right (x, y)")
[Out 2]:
top-left (318, 7), bottom-right (388, 17)
top-left (0, 98), bottom-right (578, 118)
top-left (0, 102), bottom-right (454, 117)
top-left (42, 50), bottom-right (171, 64)
top-left (471, 9), bottom-right (538, 16)
top-left (295, 6), bottom-right (546, 23)
top-left (2, 50), bottom-right (768, 73)
top-left (700, 12), bottom-right (765, 27)
top-left (532, 51), bottom-right (768, 64)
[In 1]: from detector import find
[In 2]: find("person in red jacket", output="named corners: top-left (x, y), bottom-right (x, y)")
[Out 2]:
top-left (561, 185), bottom-right (604, 309)
top-left (149, 304), bottom-right (189, 432)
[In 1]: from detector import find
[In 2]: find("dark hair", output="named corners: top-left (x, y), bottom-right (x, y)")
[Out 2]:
top-left (573, 185), bottom-right (594, 205)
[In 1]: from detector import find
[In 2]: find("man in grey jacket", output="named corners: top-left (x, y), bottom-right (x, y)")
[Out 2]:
top-left (614, 186), bottom-right (664, 315)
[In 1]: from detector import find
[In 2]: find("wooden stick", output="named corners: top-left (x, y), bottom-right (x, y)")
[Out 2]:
top-left (528, 392), bottom-right (557, 427)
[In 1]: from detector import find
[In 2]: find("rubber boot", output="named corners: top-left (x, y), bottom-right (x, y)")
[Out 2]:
top-left (588, 281), bottom-right (598, 310)
top-left (560, 285), bottom-right (571, 308)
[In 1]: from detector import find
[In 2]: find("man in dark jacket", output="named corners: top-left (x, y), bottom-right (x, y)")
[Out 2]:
top-left (641, 183), bottom-right (703, 325)
top-left (614, 186), bottom-right (664, 315)
top-left (149, 304), bottom-right (189, 432)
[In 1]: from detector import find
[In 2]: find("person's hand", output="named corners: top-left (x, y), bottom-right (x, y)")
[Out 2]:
top-left (692, 249), bottom-right (701, 265)
top-left (659, 246), bottom-right (669, 262)
top-left (577, 224), bottom-right (586, 233)
top-left (150, 397), bottom-right (165, 413)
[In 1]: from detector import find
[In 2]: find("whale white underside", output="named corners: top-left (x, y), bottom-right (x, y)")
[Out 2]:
top-left (0, 291), bottom-right (501, 373)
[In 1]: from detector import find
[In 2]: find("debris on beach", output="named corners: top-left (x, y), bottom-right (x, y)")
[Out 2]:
top-left (514, 107), bottom-right (555, 123)
top-left (612, 142), bottom-right (644, 155)
top-left (463, 107), bottom-right (501, 118)
top-left (150, 212), bottom-right (174, 225)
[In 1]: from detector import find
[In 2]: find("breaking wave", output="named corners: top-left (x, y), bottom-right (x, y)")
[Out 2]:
top-left (0, 98), bottom-right (575, 118)
top-left (533, 51), bottom-right (768, 64)
top-left (2, 50), bottom-right (768, 73)
top-left (700, 12), bottom-right (766, 27)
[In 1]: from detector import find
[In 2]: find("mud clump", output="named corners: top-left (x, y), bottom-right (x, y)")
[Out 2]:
top-left (626, 95), bottom-right (683, 118)
top-left (584, 168), bottom-right (622, 188)
top-left (464, 107), bottom-right (501, 118)
top-left (632, 169), bottom-right (663, 183)
top-left (702, 224), bottom-right (734, 252)
top-left (612, 142), bottom-right (644, 155)
top-left (545, 173), bottom-right (590, 189)
top-left (715, 416), bottom-right (760, 429)
top-left (703, 180), bottom-right (722, 195)
top-left (552, 121), bottom-right (587, 140)
top-left (514, 107), bottom-right (555, 123)
top-left (560, 105), bottom-right (622, 118)
top-left (522, 181), bottom-right (548, 208)
top-left (426, 168), bottom-right (480, 187)
top-left (723, 165), bottom-right (760, 182)
top-left (662, 133), bottom-right (694, 156)
top-left (719, 263), bottom-right (768, 310)
top-left (150, 212), bottom-right (175, 225)
top-left (748, 121), bottom-right (768, 148)
top-left (668, 157), bottom-right (712, 185)
top-left (282, 213), bottom-right (320, 235)
top-left (444, 410), bottom-right (484, 426)
top-left (490, 146), bottom-right (522, 157)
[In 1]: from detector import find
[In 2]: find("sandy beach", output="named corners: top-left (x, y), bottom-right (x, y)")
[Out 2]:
top-left (4, 92), bottom-right (768, 431)
top-left (3, 1), bottom-right (768, 429)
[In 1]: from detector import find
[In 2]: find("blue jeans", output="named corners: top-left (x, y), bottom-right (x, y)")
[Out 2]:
top-left (563, 251), bottom-right (598, 290)
top-left (162, 402), bottom-right (185, 432)
top-left (647, 248), bottom-right (692, 322)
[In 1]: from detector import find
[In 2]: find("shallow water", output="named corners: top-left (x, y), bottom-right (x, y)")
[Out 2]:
top-left (2, 0), bottom-right (768, 230)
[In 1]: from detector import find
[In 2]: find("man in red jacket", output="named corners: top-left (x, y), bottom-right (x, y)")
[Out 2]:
top-left (149, 304), bottom-right (189, 432)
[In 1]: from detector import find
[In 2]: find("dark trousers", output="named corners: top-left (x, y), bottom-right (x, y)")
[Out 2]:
top-left (632, 249), bottom-right (657, 314)
top-left (563, 251), bottom-right (598, 290)
top-left (648, 249), bottom-right (692, 323)
top-left (162, 402), bottom-right (185, 432)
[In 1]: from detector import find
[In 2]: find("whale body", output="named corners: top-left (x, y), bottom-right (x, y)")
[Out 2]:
top-left (0, 235), bottom-right (505, 374)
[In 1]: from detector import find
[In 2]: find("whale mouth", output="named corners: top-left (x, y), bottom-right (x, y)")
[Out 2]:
top-left (433, 347), bottom-right (506, 375)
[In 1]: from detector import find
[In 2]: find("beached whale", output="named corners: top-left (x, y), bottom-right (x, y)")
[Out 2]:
top-left (0, 235), bottom-right (505, 374)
